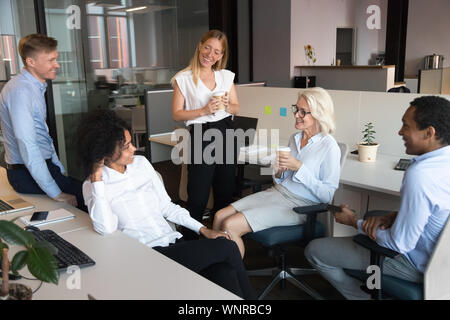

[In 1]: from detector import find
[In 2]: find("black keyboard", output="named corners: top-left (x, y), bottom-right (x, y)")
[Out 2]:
top-left (30, 229), bottom-right (95, 271)
top-left (0, 199), bottom-right (14, 213)
top-left (394, 158), bottom-right (411, 171)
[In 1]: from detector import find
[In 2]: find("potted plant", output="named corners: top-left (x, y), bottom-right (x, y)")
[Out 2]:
top-left (358, 122), bottom-right (379, 162)
top-left (0, 220), bottom-right (59, 300)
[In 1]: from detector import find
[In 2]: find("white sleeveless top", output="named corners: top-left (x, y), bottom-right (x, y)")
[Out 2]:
top-left (175, 69), bottom-right (235, 126)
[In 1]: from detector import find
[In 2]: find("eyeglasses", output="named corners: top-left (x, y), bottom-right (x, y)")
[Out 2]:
top-left (202, 44), bottom-right (223, 57)
top-left (291, 105), bottom-right (312, 118)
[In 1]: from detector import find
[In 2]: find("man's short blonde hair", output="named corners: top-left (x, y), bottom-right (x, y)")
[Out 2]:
top-left (299, 87), bottom-right (336, 135)
top-left (18, 34), bottom-right (58, 66)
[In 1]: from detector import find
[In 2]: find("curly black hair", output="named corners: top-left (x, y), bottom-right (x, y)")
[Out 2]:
top-left (76, 109), bottom-right (131, 179)
top-left (410, 96), bottom-right (450, 146)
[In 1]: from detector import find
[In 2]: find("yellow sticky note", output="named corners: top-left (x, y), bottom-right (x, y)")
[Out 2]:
top-left (265, 106), bottom-right (272, 115)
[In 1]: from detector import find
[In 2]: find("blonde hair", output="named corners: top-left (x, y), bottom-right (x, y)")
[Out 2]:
top-left (171, 30), bottom-right (229, 87)
top-left (299, 87), bottom-right (336, 135)
top-left (18, 34), bottom-right (58, 66)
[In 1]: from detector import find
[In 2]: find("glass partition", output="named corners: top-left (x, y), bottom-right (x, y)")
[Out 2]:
top-left (44, 0), bottom-right (89, 180)
top-left (1, 0), bottom-right (209, 177)
top-left (86, 0), bottom-right (209, 95)
top-left (0, 0), bottom-right (37, 166)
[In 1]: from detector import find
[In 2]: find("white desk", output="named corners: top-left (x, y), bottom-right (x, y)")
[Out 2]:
top-left (0, 168), bottom-right (240, 300)
top-left (24, 229), bottom-right (239, 300)
top-left (340, 154), bottom-right (404, 197)
top-left (0, 168), bottom-right (91, 234)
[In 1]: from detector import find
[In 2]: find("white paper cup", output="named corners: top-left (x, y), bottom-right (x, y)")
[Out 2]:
top-left (277, 146), bottom-right (291, 158)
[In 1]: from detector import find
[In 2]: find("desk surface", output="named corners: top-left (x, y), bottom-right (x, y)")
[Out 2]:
top-left (0, 168), bottom-right (91, 234)
top-left (0, 168), bottom-right (240, 300)
top-left (340, 154), bottom-right (404, 196)
top-left (149, 132), bottom-right (178, 147)
top-left (26, 229), bottom-right (239, 300)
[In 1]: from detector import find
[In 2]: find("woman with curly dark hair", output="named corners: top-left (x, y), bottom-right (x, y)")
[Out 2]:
top-left (76, 109), bottom-right (254, 299)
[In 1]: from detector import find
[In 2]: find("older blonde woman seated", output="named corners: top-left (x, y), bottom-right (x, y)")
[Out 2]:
top-left (213, 87), bottom-right (341, 258)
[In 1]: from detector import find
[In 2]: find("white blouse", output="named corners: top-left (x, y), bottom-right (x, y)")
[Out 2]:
top-left (82, 155), bottom-right (204, 248)
top-left (175, 69), bottom-right (235, 126)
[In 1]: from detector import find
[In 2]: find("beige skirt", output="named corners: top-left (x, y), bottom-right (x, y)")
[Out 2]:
top-left (231, 184), bottom-right (316, 232)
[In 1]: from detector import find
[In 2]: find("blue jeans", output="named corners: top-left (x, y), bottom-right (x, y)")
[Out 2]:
top-left (6, 161), bottom-right (87, 212)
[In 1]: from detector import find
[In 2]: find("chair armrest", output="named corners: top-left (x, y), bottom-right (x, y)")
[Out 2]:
top-left (293, 204), bottom-right (329, 243)
top-left (293, 203), bottom-right (329, 215)
top-left (353, 234), bottom-right (401, 259)
top-left (363, 210), bottom-right (393, 219)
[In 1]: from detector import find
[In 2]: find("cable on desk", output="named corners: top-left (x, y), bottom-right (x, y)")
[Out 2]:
top-left (32, 281), bottom-right (43, 294)
top-left (21, 275), bottom-right (39, 281)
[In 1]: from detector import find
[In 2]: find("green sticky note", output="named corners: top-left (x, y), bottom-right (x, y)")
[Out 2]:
top-left (280, 107), bottom-right (287, 117)
top-left (265, 106), bottom-right (272, 115)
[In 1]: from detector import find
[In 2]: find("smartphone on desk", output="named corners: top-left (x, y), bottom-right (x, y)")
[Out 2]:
top-left (30, 211), bottom-right (49, 222)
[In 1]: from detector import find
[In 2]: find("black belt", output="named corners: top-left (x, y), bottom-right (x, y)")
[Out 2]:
top-left (6, 159), bottom-right (52, 170)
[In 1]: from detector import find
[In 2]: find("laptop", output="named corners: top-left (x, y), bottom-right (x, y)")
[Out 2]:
top-left (0, 194), bottom-right (35, 216)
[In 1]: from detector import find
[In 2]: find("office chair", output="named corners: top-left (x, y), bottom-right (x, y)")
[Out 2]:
top-left (235, 163), bottom-right (273, 198)
top-left (341, 210), bottom-right (423, 300)
top-left (341, 208), bottom-right (450, 300)
top-left (388, 86), bottom-right (411, 93)
top-left (245, 142), bottom-right (349, 300)
top-left (131, 107), bottom-right (146, 150)
top-left (156, 170), bottom-right (177, 232)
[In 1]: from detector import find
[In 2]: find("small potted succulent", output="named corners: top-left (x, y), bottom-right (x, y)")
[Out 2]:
top-left (358, 122), bottom-right (379, 162)
top-left (0, 220), bottom-right (59, 300)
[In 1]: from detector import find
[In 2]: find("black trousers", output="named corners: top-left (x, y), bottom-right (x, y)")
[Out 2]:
top-left (154, 237), bottom-right (254, 300)
top-left (186, 117), bottom-right (237, 224)
top-left (6, 161), bottom-right (87, 212)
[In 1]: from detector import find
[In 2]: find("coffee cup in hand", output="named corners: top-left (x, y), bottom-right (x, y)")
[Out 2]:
top-left (277, 147), bottom-right (291, 158)
top-left (213, 91), bottom-right (227, 110)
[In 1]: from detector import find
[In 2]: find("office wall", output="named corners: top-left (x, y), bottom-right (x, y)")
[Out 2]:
top-left (353, 0), bottom-right (387, 65)
top-left (291, 0), bottom-right (356, 71)
top-left (237, 0), bottom-right (250, 83)
top-left (290, 0), bottom-right (387, 77)
top-left (252, 0), bottom-right (291, 87)
top-left (405, 0), bottom-right (450, 77)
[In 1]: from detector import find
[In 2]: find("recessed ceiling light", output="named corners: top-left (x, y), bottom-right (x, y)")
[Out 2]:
top-left (125, 6), bottom-right (147, 12)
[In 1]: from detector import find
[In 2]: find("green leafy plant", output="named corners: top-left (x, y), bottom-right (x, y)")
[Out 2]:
top-left (0, 220), bottom-right (59, 298)
top-left (361, 122), bottom-right (377, 145)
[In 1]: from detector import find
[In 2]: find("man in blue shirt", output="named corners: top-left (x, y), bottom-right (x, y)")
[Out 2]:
top-left (304, 96), bottom-right (450, 299)
top-left (0, 34), bottom-right (85, 211)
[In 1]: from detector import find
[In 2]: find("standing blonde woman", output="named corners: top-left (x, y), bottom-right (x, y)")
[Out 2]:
top-left (213, 87), bottom-right (341, 257)
top-left (172, 30), bottom-right (239, 235)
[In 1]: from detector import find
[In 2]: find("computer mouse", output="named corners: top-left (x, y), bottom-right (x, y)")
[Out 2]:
top-left (24, 225), bottom-right (40, 232)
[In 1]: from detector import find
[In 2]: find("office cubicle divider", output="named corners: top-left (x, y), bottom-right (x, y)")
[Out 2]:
top-left (235, 86), bottom-right (450, 159)
top-left (144, 89), bottom-right (184, 162)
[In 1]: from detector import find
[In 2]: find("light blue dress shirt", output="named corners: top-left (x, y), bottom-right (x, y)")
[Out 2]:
top-left (0, 69), bottom-right (64, 198)
top-left (274, 131), bottom-right (341, 204)
top-left (357, 145), bottom-right (450, 273)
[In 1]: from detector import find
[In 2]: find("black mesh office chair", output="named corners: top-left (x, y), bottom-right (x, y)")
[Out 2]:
top-left (245, 142), bottom-right (349, 300)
